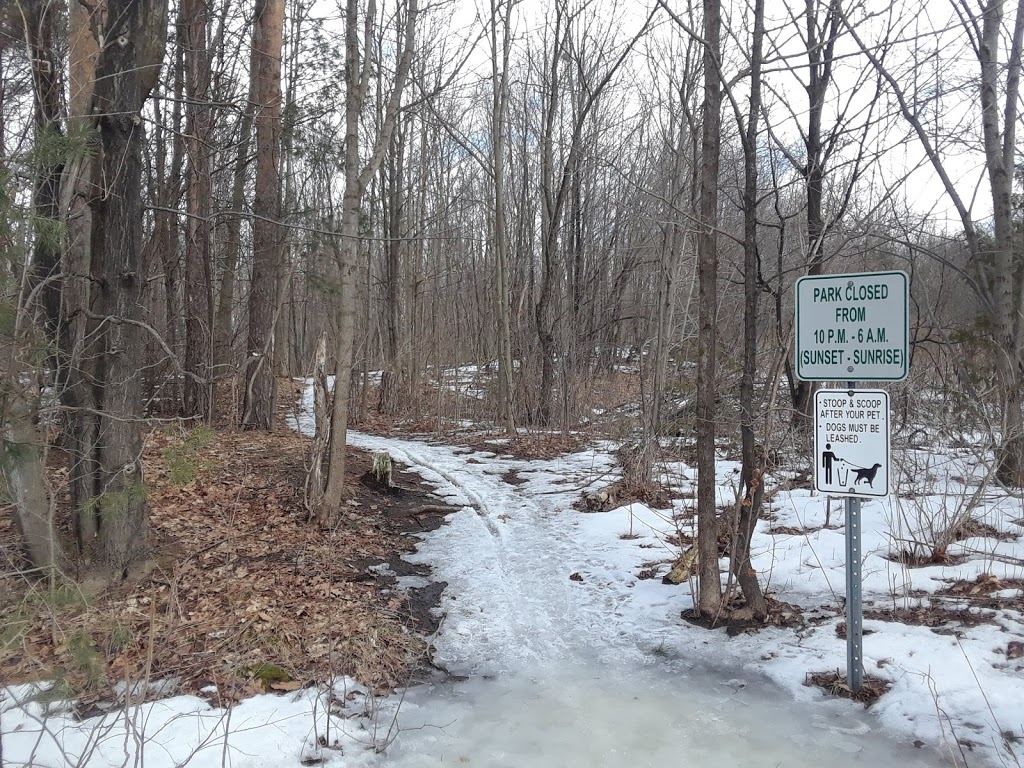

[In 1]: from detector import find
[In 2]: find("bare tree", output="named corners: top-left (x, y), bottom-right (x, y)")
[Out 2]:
top-left (183, 0), bottom-right (215, 421)
top-left (64, 0), bottom-right (168, 576)
top-left (243, 0), bottom-right (285, 430)
top-left (695, 0), bottom-right (724, 617)
top-left (531, 2), bottom-right (653, 426)
top-left (318, 0), bottom-right (418, 526)
top-left (733, 0), bottom-right (768, 620)
top-left (490, 0), bottom-right (516, 434)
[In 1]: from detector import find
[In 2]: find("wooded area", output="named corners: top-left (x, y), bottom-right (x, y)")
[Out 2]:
top-left (2, 0), bottom-right (1023, 625)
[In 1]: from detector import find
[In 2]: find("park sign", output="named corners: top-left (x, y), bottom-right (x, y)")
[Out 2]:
top-left (795, 270), bottom-right (909, 382)
top-left (813, 389), bottom-right (890, 497)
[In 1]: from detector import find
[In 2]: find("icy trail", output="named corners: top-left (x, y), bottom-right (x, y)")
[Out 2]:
top-left (345, 431), bottom-right (632, 673)
top-left (335, 429), bottom-right (942, 767)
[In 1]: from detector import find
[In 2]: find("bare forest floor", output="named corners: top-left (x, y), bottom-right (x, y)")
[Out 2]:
top-left (0, 381), bottom-right (454, 711)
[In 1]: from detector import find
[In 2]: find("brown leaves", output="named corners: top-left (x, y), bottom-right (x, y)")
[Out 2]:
top-left (1, 421), bottom-right (440, 700)
top-left (804, 669), bottom-right (892, 706)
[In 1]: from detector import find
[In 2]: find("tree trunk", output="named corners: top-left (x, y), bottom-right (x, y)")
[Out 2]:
top-left (789, 0), bottom-right (842, 423)
top-left (534, 10), bottom-right (563, 427)
top-left (305, 332), bottom-right (330, 512)
top-left (317, 0), bottom-right (418, 525)
top-left (490, 0), bottom-right (515, 433)
top-left (70, 0), bottom-right (168, 576)
top-left (61, 0), bottom-right (101, 554)
top-left (981, 0), bottom-right (1024, 485)
top-left (214, 76), bottom-right (257, 377)
top-left (379, 121), bottom-right (407, 416)
top-left (4, 404), bottom-right (65, 575)
top-left (183, 0), bottom-right (214, 421)
top-left (734, 0), bottom-right (768, 621)
top-left (25, 0), bottom-right (65, 353)
top-left (695, 0), bottom-right (723, 618)
top-left (163, 27), bottom-right (186, 410)
top-left (9, 0), bottom-right (67, 576)
top-left (242, 0), bottom-right (285, 430)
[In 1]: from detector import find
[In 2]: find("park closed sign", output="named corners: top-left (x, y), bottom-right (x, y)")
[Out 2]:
top-left (795, 271), bottom-right (909, 382)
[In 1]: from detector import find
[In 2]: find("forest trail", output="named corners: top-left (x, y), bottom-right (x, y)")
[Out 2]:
top-left (327, 429), bottom-right (942, 768)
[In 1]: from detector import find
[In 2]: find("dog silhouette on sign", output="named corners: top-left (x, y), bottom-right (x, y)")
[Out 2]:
top-left (852, 462), bottom-right (883, 487)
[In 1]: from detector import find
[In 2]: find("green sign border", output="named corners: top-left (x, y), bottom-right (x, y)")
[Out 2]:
top-left (795, 270), bottom-right (909, 382)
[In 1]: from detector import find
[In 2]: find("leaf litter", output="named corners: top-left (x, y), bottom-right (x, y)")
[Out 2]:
top-left (0, 418), bottom-right (451, 708)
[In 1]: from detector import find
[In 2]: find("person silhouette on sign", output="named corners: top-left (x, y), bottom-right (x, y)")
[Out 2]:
top-left (821, 444), bottom-right (842, 484)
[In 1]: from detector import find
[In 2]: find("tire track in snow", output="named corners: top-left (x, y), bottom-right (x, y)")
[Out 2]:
top-left (346, 434), bottom-right (509, 552)
top-left (345, 431), bottom-right (617, 671)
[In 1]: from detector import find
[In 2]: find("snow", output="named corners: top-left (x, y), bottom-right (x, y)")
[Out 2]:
top-left (5, 380), bottom-right (1023, 766)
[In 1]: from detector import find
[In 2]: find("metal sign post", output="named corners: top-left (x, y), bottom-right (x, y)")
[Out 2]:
top-left (845, 378), bottom-right (863, 693)
top-left (845, 493), bottom-right (863, 692)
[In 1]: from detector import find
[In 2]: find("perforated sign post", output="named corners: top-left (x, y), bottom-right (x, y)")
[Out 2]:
top-left (797, 271), bottom-right (906, 695)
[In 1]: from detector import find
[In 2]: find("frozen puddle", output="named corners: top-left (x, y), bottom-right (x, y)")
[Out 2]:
top-left (381, 663), bottom-right (937, 767)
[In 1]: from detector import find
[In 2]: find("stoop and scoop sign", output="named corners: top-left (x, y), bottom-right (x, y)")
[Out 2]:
top-left (813, 389), bottom-right (890, 498)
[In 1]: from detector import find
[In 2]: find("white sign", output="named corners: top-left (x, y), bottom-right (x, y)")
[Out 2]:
top-left (796, 271), bottom-right (908, 381)
top-left (813, 389), bottom-right (890, 497)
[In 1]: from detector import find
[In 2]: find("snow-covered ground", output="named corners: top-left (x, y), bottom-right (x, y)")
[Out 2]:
top-left (4, 381), bottom-right (1022, 767)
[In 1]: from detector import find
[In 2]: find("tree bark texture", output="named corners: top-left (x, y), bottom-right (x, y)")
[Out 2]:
top-left (243, 0), bottom-right (285, 430)
top-left (70, 0), bottom-right (168, 576)
top-left (3, 405), bottom-right (65, 574)
top-left (695, 0), bottom-right (723, 618)
top-left (183, 0), bottom-right (215, 421)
